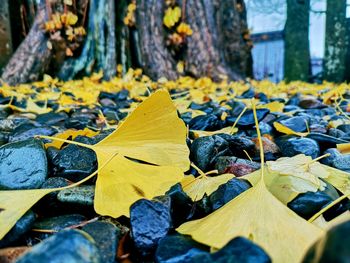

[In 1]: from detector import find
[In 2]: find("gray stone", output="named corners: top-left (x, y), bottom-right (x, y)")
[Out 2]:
top-left (0, 139), bottom-right (48, 190)
top-left (16, 229), bottom-right (100, 263)
top-left (58, 185), bottom-right (95, 206)
top-left (82, 221), bottom-right (121, 263)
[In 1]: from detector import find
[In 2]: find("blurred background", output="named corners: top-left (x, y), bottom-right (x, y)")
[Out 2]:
top-left (0, 0), bottom-right (349, 84)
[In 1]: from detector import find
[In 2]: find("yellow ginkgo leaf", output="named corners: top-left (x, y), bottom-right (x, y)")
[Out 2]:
top-left (177, 100), bottom-right (324, 263)
top-left (337, 143), bottom-right (350, 154)
top-left (181, 173), bottom-right (235, 201)
top-left (257, 101), bottom-right (284, 112)
top-left (322, 165), bottom-right (350, 194)
top-left (273, 121), bottom-right (308, 136)
top-left (0, 189), bottom-right (53, 240)
top-left (94, 155), bottom-right (183, 217)
top-left (177, 180), bottom-right (324, 263)
top-left (163, 7), bottom-right (181, 28)
top-left (9, 98), bottom-right (51, 115)
top-left (42, 90), bottom-right (190, 218)
top-left (190, 126), bottom-right (237, 138)
top-left (45, 128), bottom-right (99, 149)
top-left (0, 156), bottom-right (115, 240)
top-left (267, 154), bottom-right (329, 189)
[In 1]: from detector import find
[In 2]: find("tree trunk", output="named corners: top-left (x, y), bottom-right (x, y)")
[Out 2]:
top-left (0, 0), bottom-right (13, 72)
top-left (1, 0), bottom-right (252, 84)
top-left (1, 3), bottom-right (51, 85)
top-left (284, 0), bottom-right (310, 82)
top-left (323, 0), bottom-right (348, 83)
top-left (58, 0), bottom-right (116, 80)
top-left (135, 0), bottom-right (179, 80)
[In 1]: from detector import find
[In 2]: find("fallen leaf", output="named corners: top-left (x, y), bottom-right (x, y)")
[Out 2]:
top-left (43, 90), bottom-right (189, 217)
top-left (337, 143), bottom-right (350, 154)
top-left (181, 173), bottom-right (235, 201)
top-left (9, 98), bottom-right (51, 115)
top-left (257, 101), bottom-right (284, 112)
top-left (177, 100), bottom-right (324, 263)
top-left (177, 179), bottom-right (324, 263)
top-left (45, 128), bottom-right (99, 149)
top-left (273, 121), bottom-right (308, 137)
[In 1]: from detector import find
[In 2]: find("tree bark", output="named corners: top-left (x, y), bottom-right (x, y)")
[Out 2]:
top-left (135, 0), bottom-right (178, 80)
top-left (1, 0), bottom-right (252, 84)
top-left (1, 4), bottom-right (51, 85)
top-left (323, 0), bottom-right (348, 83)
top-left (58, 0), bottom-right (116, 80)
top-left (0, 0), bottom-right (13, 71)
top-left (284, 0), bottom-right (310, 82)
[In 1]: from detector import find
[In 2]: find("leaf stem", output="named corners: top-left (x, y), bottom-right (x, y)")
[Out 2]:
top-left (308, 191), bottom-right (350, 223)
top-left (52, 152), bottom-right (118, 191)
top-left (37, 135), bottom-right (95, 150)
top-left (251, 99), bottom-right (265, 181)
top-left (230, 106), bottom-right (247, 135)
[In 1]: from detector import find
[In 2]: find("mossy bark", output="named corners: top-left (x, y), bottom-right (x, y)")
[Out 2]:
top-left (323, 0), bottom-right (348, 83)
top-left (284, 0), bottom-right (310, 82)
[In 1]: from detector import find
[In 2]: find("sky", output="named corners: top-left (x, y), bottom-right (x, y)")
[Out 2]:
top-left (246, 0), bottom-right (330, 58)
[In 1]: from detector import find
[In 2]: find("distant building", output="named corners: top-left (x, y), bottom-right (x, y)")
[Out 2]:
top-left (251, 31), bottom-right (323, 82)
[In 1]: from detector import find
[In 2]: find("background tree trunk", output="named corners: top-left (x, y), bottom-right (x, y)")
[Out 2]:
top-left (1, 3), bottom-right (51, 85)
top-left (284, 0), bottom-right (310, 82)
top-left (0, 0), bottom-right (13, 72)
top-left (323, 0), bottom-right (348, 83)
top-left (1, 0), bottom-right (252, 84)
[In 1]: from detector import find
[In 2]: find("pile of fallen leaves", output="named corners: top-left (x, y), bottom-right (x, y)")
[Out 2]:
top-left (1, 70), bottom-right (350, 262)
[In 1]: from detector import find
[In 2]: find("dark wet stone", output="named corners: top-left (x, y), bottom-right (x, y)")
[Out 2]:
top-left (57, 185), bottom-right (95, 206)
top-left (16, 229), bottom-right (100, 263)
top-left (52, 137), bottom-right (97, 181)
top-left (299, 98), bottom-right (325, 109)
top-left (209, 178), bottom-right (251, 210)
top-left (309, 124), bottom-right (327, 134)
top-left (287, 191), bottom-right (334, 219)
top-left (215, 156), bottom-right (260, 175)
top-left (337, 124), bottom-right (350, 134)
top-left (155, 234), bottom-right (208, 263)
top-left (166, 184), bottom-right (193, 227)
top-left (0, 210), bottom-right (36, 248)
top-left (9, 124), bottom-right (57, 142)
top-left (286, 94), bottom-right (301, 106)
top-left (190, 135), bottom-right (230, 171)
top-left (33, 214), bottom-right (86, 232)
top-left (302, 221), bottom-right (350, 263)
top-left (252, 137), bottom-right (280, 155)
top-left (0, 139), bottom-right (48, 190)
top-left (36, 177), bottom-right (69, 216)
top-left (320, 148), bottom-right (342, 166)
top-left (82, 221), bottom-right (121, 263)
top-left (276, 136), bottom-right (320, 159)
top-left (180, 112), bottom-right (192, 125)
top-left (227, 109), bottom-right (270, 127)
top-left (306, 133), bottom-right (348, 150)
top-left (332, 154), bottom-right (350, 173)
top-left (279, 116), bottom-right (308, 132)
top-left (240, 88), bottom-right (255, 98)
top-left (328, 128), bottom-right (347, 138)
top-left (188, 237), bottom-right (271, 263)
top-left (99, 98), bottom-right (116, 107)
top-left (227, 100), bottom-right (246, 117)
top-left (219, 134), bottom-right (255, 159)
top-left (189, 114), bottom-right (223, 131)
top-left (0, 118), bottom-right (29, 132)
top-left (247, 122), bottom-right (273, 137)
top-left (65, 116), bottom-right (93, 130)
top-left (0, 132), bottom-right (8, 146)
top-left (284, 105), bottom-right (301, 112)
top-left (36, 112), bottom-right (68, 126)
top-left (130, 196), bottom-right (172, 257)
